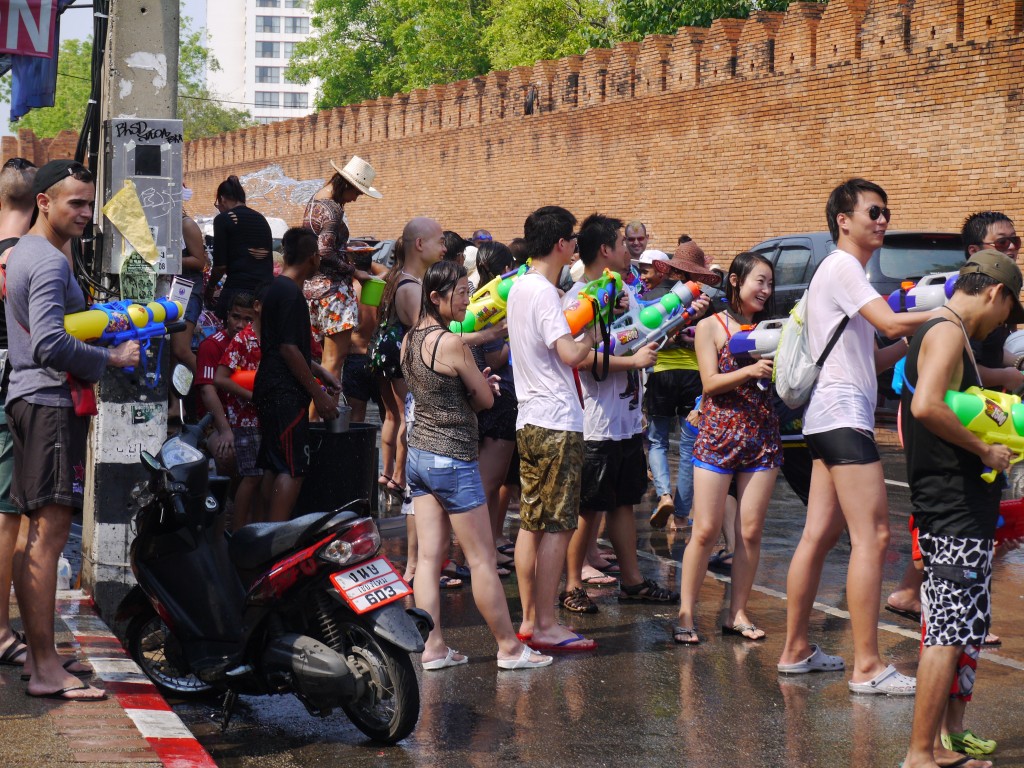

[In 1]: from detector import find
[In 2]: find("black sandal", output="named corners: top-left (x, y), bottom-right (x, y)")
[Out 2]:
top-left (560, 587), bottom-right (598, 614)
top-left (618, 578), bottom-right (679, 603)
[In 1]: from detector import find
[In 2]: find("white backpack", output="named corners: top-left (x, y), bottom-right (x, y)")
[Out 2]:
top-left (774, 285), bottom-right (849, 409)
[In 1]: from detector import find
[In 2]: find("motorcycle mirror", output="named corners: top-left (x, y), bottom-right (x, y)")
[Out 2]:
top-left (171, 364), bottom-right (193, 399)
top-left (140, 451), bottom-right (161, 473)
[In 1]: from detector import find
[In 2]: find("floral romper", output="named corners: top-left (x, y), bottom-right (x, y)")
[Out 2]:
top-left (692, 314), bottom-right (782, 472)
top-left (303, 198), bottom-right (359, 340)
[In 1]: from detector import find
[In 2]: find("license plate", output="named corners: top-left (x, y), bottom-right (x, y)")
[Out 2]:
top-left (330, 557), bottom-right (411, 614)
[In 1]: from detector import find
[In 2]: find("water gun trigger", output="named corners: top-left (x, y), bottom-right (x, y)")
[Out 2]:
top-left (981, 449), bottom-right (1024, 483)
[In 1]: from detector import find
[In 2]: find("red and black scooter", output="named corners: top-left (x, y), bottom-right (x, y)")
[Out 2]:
top-left (116, 367), bottom-right (431, 743)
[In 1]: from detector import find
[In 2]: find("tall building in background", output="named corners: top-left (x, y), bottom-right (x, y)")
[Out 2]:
top-left (205, 0), bottom-right (318, 124)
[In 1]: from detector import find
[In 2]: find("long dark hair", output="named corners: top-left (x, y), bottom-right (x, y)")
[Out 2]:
top-left (330, 173), bottom-right (355, 204)
top-left (475, 241), bottom-right (513, 286)
top-left (379, 236), bottom-right (406, 324)
top-left (725, 251), bottom-right (775, 323)
top-left (420, 260), bottom-right (467, 327)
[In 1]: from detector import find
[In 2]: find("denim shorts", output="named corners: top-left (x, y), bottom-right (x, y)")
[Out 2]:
top-left (183, 292), bottom-right (203, 325)
top-left (406, 446), bottom-right (487, 514)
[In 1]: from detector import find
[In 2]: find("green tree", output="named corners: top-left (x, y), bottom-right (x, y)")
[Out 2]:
top-left (613, 0), bottom-right (801, 36)
top-left (483, 0), bottom-right (612, 71)
top-left (288, 0), bottom-right (492, 108)
top-left (0, 10), bottom-right (252, 139)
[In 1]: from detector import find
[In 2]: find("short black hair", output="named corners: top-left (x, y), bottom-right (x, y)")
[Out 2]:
top-left (281, 227), bottom-right (318, 266)
top-left (442, 230), bottom-right (470, 262)
top-left (523, 205), bottom-right (576, 259)
top-left (961, 211), bottom-right (1014, 257)
top-left (230, 290), bottom-right (256, 311)
top-left (825, 178), bottom-right (887, 241)
top-left (577, 213), bottom-right (623, 266)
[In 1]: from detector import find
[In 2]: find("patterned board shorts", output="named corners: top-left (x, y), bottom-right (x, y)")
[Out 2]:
top-left (919, 531), bottom-right (994, 648)
top-left (516, 424), bottom-right (583, 533)
top-left (308, 282), bottom-right (358, 341)
top-left (233, 426), bottom-right (262, 478)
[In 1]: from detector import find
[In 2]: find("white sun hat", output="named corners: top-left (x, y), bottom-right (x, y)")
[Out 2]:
top-left (329, 156), bottom-right (383, 199)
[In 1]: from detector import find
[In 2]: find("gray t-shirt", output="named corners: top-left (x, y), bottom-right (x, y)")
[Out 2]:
top-left (5, 235), bottom-right (109, 407)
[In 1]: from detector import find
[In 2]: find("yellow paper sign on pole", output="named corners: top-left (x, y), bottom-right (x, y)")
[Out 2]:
top-left (102, 179), bottom-right (160, 265)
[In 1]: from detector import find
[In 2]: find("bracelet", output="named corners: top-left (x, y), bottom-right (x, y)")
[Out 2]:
top-left (1014, 354), bottom-right (1024, 371)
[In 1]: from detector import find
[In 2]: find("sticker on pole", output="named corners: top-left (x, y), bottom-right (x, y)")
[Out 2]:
top-left (330, 557), bottom-right (411, 614)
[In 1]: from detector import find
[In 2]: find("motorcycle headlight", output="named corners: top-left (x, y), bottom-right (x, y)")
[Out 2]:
top-left (160, 437), bottom-right (204, 469)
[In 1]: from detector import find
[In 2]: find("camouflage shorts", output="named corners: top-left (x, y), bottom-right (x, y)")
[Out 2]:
top-left (516, 424), bottom-right (583, 533)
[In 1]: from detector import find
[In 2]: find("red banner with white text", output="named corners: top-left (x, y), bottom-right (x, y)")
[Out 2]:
top-left (0, 0), bottom-right (58, 58)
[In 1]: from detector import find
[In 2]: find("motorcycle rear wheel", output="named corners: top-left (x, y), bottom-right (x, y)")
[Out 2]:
top-left (126, 610), bottom-right (215, 698)
top-left (335, 618), bottom-right (419, 743)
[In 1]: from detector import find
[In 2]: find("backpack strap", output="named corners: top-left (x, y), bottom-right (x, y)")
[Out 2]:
top-left (814, 315), bottom-right (850, 367)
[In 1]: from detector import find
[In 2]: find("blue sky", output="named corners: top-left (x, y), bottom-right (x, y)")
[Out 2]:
top-left (1, 0), bottom-right (207, 139)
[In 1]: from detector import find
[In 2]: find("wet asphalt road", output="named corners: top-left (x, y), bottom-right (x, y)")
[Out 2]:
top-left (162, 436), bottom-right (1024, 768)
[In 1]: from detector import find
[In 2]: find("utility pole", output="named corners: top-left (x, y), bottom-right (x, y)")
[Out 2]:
top-left (81, 0), bottom-right (180, 618)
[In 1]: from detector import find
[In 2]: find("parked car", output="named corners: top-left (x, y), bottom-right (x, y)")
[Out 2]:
top-left (747, 231), bottom-right (965, 317)
top-left (747, 230), bottom-right (965, 420)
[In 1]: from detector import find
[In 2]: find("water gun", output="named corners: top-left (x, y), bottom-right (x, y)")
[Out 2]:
top-left (65, 298), bottom-right (184, 387)
top-left (730, 318), bottom-right (783, 391)
top-left (996, 498), bottom-right (1024, 544)
top-left (563, 269), bottom-right (623, 335)
top-left (944, 386), bottom-right (1024, 482)
top-left (597, 280), bottom-right (703, 356)
top-left (450, 264), bottom-right (528, 334)
top-left (887, 271), bottom-right (958, 312)
top-left (230, 369), bottom-right (257, 392)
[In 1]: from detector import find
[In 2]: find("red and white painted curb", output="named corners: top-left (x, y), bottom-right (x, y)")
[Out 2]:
top-left (57, 591), bottom-right (217, 768)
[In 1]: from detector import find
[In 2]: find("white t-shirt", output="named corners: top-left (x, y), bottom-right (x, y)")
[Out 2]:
top-left (803, 249), bottom-right (882, 435)
top-left (508, 272), bottom-right (584, 432)
top-left (563, 280), bottom-right (643, 441)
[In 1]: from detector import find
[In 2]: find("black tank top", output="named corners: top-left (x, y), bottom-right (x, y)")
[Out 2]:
top-left (900, 317), bottom-right (1000, 538)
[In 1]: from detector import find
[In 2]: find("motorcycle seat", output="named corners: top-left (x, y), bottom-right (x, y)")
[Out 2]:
top-left (228, 509), bottom-right (360, 570)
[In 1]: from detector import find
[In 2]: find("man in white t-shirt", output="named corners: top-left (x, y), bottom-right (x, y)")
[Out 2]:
top-left (777, 178), bottom-right (939, 695)
top-left (558, 214), bottom-right (679, 615)
top-left (507, 206), bottom-right (599, 652)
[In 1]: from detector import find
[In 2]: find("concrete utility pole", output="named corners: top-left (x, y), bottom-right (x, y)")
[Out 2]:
top-left (81, 0), bottom-right (180, 617)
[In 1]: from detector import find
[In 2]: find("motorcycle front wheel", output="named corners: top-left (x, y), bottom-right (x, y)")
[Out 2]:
top-left (126, 610), bottom-right (215, 698)
top-left (336, 618), bottom-right (419, 743)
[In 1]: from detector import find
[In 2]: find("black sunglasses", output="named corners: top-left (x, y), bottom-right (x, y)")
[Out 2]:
top-left (2, 158), bottom-right (35, 170)
top-left (983, 236), bottom-right (1022, 252)
top-left (849, 205), bottom-right (891, 222)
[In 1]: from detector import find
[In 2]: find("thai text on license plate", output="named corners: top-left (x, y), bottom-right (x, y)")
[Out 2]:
top-left (330, 557), bottom-right (411, 614)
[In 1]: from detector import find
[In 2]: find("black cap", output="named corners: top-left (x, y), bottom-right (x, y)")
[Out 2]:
top-left (32, 159), bottom-right (92, 196)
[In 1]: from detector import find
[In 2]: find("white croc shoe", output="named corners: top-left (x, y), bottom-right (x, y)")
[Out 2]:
top-left (777, 644), bottom-right (845, 674)
top-left (848, 664), bottom-right (916, 696)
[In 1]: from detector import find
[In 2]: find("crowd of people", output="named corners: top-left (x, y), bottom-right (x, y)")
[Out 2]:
top-left (0, 155), bottom-right (1020, 766)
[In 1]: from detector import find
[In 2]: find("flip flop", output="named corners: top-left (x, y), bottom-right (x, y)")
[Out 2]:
top-left (673, 627), bottom-right (699, 645)
top-left (722, 623), bottom-right (767, 641)
top-left (421, 647), bottom-right (468, 671)
top-left (884, 605), bottom-right (922, 623)
top-left (442, 560), bottom-right (471, 581)
top-left (497, 646), bottom-right (553, 670)
top-left (0, 635), bottom-right (28, 667)
top-left (983, 633), bottom-right (1002, 647)
top-left (26, 683), bottom-right (107, 702)
top-left (708, 549), bottom-right (733, 572)
top-left (438, 575), bottom-right (463, 589)
top-left (581, 572), bottom-right (618, 586)
top-left (21, 658), bottom-right (93, 682)
top-left (496, 543), bottom-right (516, 557)
top-left (529, 633), bottom-right (597, 652)
top-left (595, 562), bottom-right (621, 575)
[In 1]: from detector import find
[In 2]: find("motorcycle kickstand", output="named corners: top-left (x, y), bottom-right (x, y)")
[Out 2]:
top-left (218, 690), bottom-right (238, 731)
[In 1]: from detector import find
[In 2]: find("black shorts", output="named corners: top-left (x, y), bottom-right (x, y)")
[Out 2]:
top-left (478, 388), bottom-right (518, 442)
top-left (342, 353), bottom-right (382, 409)
top-left (256, 394), bottom-right (311, 478)
top-left (6, 399), bottom-right (89, 512)
top-left (645, 369), bottom-right (702, 419)
top-left (579, 434), bottom-right (648, 513)
top-left (805, 427), bottom-right (880, 466)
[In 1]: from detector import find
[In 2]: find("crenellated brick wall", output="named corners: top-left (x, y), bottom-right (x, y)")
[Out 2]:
top-left (10, 0), bottom-right (1024, 261)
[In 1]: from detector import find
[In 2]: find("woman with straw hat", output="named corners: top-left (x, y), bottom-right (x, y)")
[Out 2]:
top-left (302, 156), bottom-right (383, 402)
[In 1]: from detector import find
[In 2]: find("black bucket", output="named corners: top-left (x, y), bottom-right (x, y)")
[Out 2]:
top-left (295, 422), bottom-right (380, 516)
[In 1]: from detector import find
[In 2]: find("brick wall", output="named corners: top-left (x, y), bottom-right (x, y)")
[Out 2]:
top-left (1, 129), bottom-right (79, 167)
top-left (10, 0), bottom-right (1024, 263)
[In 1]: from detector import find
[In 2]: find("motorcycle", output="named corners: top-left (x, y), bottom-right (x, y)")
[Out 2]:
top-left (117, 365), bottom-right (432, 743)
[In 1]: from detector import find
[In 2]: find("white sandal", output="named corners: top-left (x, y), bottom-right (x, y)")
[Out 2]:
top-left (497, 645), bottom-right (553, 670)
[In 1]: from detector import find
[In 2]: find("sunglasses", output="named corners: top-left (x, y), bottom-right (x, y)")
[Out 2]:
top-left (2, 158), bottom-right (35, 170)
top-left (848, 205), bottom-right (891, 222)
top-left (983, 236), bottom-right (1022, 252)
